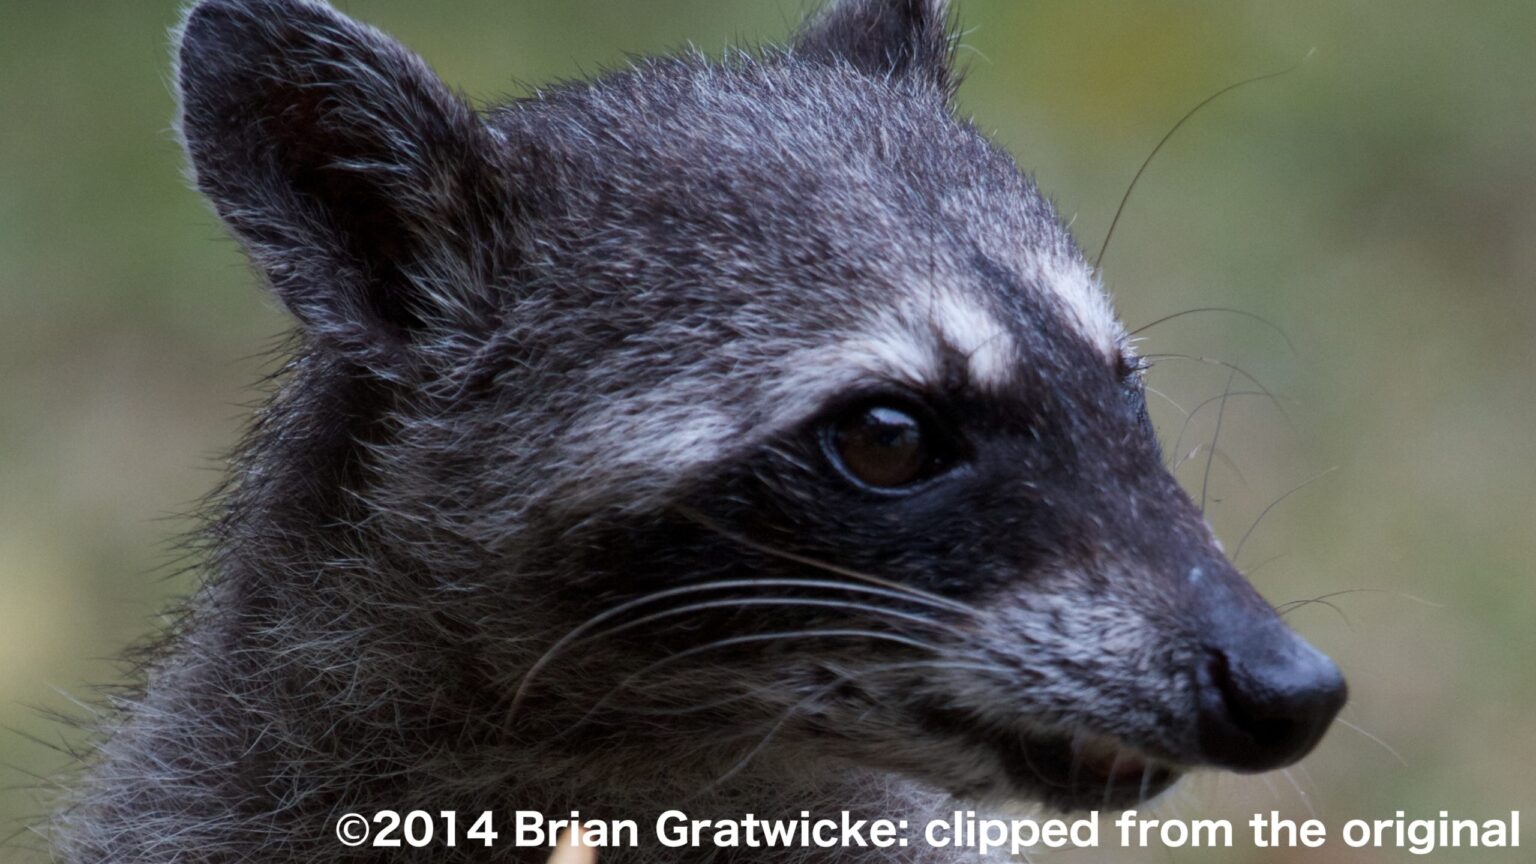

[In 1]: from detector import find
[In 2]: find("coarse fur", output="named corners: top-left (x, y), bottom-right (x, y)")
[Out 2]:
top-left (47, 1), bottom-right (1346, 861)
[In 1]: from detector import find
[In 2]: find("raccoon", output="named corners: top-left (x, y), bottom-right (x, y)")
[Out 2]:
top-left (48, 0), bottom-right (1346, 861)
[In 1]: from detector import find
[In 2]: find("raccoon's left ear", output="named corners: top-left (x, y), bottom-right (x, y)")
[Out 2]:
top-left (176, 0), bottom-right (517, 376)
top-left (794, 0), bottom-right (956, 96)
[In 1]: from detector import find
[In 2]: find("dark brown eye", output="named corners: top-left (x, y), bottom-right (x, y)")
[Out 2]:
top-left (828, 404), bottom-right (935, 489)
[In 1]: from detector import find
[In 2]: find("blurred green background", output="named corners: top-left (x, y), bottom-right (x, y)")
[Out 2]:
top-left (2, 1), bottom-right (1533, 861)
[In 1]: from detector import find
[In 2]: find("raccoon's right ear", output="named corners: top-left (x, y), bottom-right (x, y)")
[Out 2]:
top-left (794, 0), bottom-right (956, 96)
top-left (175, 0), bottom-right (517, 375)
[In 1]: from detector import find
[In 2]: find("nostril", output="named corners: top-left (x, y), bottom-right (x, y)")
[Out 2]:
top-left (1207, 651), bottom-right (1301, 751)
top-left (1210, 645), bottom-right (1308, 747)
top-left (1196, 640), bottom-right (1347, 773)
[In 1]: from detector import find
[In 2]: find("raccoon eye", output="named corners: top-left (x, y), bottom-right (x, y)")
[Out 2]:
top-left (826, 404), bottom-right (939, 490)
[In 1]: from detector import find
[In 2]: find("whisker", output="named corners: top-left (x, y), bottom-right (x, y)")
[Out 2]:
top-left (1332, 716), bottom-right (1409, 767)
top-left (1100, 751), bottom-right (1126, 811)
top-left (1214, 449), bottom-right (1250, 492)
top-left (675, 506), bottom-right (984, 619)
top-left (1143, 383), bottom-right (1191, 419)
top-left (1298, 763), bottom-right (1317, 790)
top-left (692, 694), bottom-right (808, 796)
top-left (693, 659), bottom-right (1013, 796)
top-left (1095, 59), bottom-right (1311, 270)
top-left (1232, 467), bottom-right (1338, 562)
top-left (609, 659), bottom-right (1010, 720)
top-left (1172, 442), bottom-right (1204, 472)
top-left (1258, 772), bottom-right (1280, 803)
top-left (538, 593), bottom-right (970, 731)
top-left (572, 595), bottom-right (970, 652)
top-left (1130, 307), bottom-right (1298, 356)
top-left (1280, 768), bottom-right (1317, 820)
top-left (1276, 597), bottom-right (1353, 629)
top-left (1277, 587), bottom-right (1443, 632)
top-left (1200, 369), bottom-right (1237, 514)
top-left (1281, 587), bottom-right (1444, 611)
top-left (1167, 389), bottom-right (1268, 465)
top-left (572, 629), bottom-right (949, 733)
top-left (1242, 552), bottom-right (1288, 579)
top-left (604, 627), bottom-right (947, 695)
top-left (1174, 450), bottom-right (1254, 493)
top-left (505, 576), bottom-right (966, 724)
top-left (1141, 352), bottom-right (1294, 430)
top-left (1172, 444), bottom-right (1249, 494)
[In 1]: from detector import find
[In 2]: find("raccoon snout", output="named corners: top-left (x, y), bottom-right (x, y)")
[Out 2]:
top-left (1193, 628), bottom-right (1347, 772)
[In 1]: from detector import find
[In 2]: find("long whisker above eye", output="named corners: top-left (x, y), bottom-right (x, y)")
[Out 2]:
top-left (1130, 306), bottom-right (1298, 356)
top-left (1095, 59), bottom-right (1310, 271)
top-left (505, 577), bottom-right (965, 724)
top-left (1140, 352), bottom-right (1293, 424)
top-left (673, 506), bottom-right (984, 619)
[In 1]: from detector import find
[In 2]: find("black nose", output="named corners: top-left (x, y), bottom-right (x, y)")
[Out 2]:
top-left (1195, 633), bottom-right (1347, 772)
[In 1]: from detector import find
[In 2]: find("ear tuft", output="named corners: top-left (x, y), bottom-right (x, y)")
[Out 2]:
top-left (794, 0), bottom-right (957, 96)
top-left (175, 0), bottom-right (513, 372)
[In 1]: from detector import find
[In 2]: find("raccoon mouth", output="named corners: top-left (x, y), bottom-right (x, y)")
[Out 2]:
top-left (992, 728), bottom-right (1180, 810)
top-left (920, 706), bottom-right (1180, 809)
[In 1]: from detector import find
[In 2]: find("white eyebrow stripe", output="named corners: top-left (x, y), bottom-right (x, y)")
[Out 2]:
top-left (762, 288), bottom-right (1021, 412)
top-left (1034, 256), bottom-right (1125, 359)
top-left (921, 287), bottom-right (1017, 388)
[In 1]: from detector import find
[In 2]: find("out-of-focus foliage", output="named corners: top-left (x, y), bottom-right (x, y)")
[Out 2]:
top-left (2, 2), bottom-right (1532, 860)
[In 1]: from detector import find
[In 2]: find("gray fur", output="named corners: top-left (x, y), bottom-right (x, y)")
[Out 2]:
top-left (48, 1), bottom-right (1342, 861)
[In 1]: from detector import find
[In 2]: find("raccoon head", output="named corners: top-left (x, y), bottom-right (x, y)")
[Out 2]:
top-left (177, 0), bottom-right (1346, 811)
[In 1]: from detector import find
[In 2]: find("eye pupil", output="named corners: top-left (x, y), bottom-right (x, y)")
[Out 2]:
top-left (832, 405), bottom-right (931, 489)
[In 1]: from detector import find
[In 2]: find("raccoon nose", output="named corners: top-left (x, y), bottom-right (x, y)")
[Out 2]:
top-left (1194, 632), bottom-right (1347, 772)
